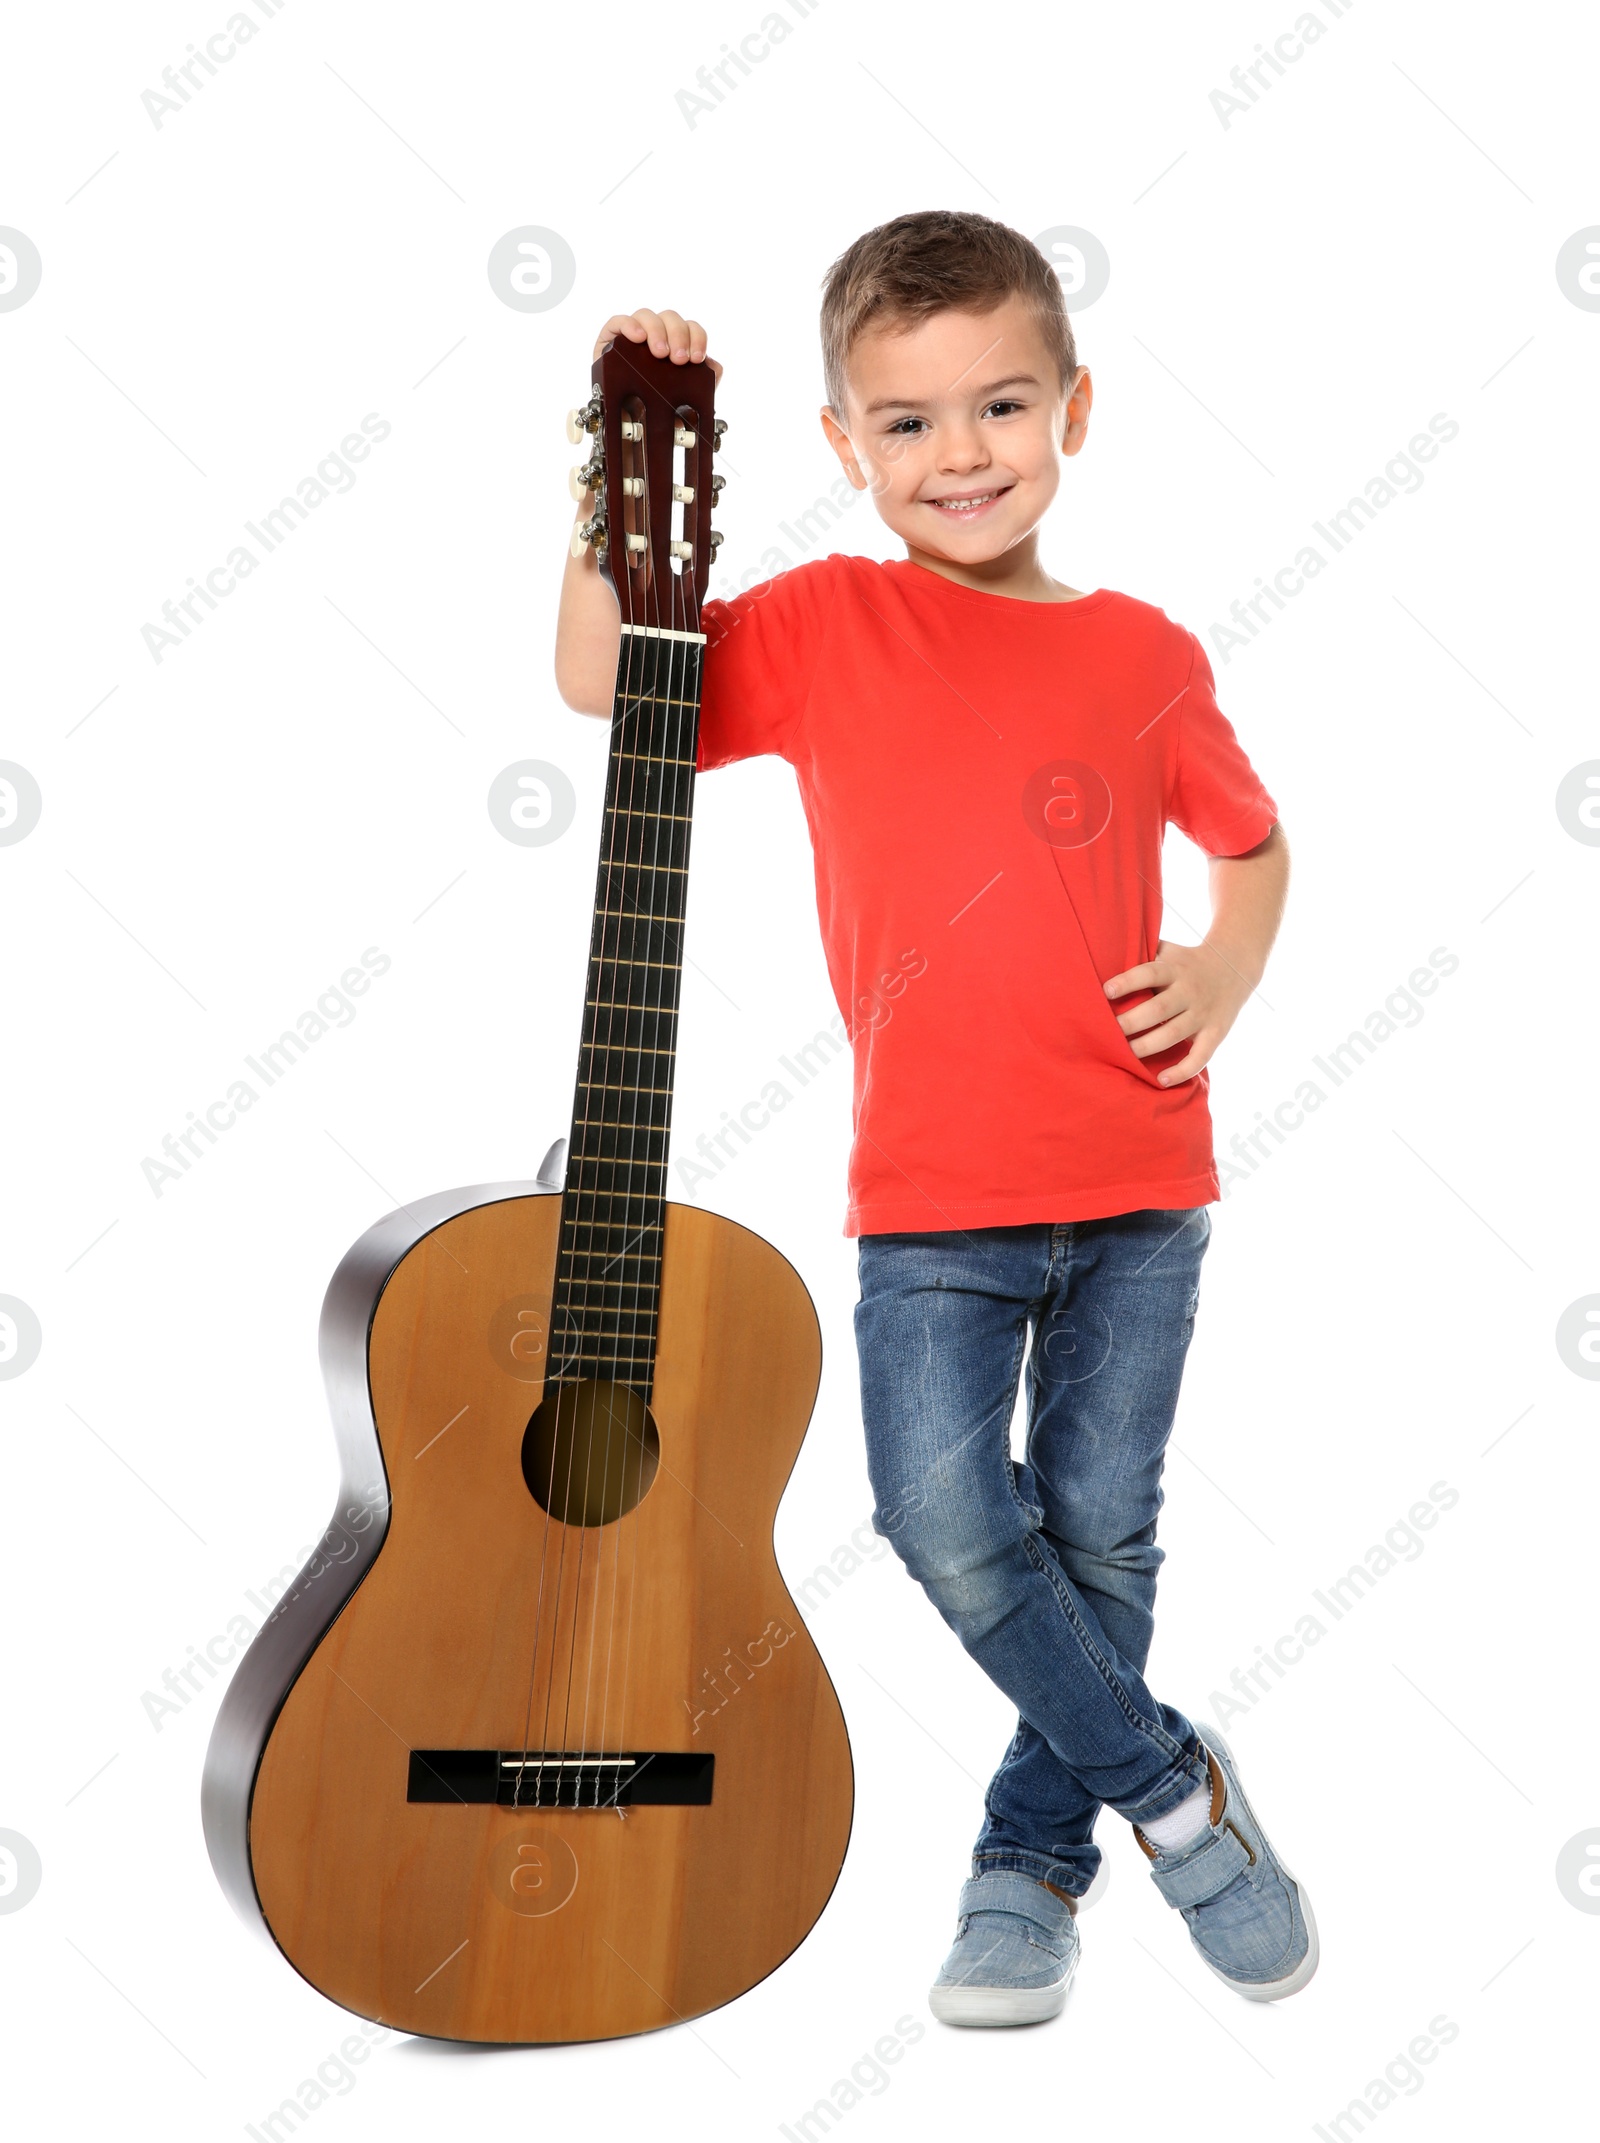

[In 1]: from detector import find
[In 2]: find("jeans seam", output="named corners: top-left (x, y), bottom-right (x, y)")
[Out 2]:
top-left (1017, 1529), bottom-right (1201, 1790)
top-left (998, 1314), bottom-right (1034, 1516)
top-left (973, 1849), bottom-right (1089, 1896)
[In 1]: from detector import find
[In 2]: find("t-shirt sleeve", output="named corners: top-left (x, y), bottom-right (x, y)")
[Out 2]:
top-left (696, 555), bottom-right (841, 770)
top-left (1167, 636), bottom-right (1279, 855)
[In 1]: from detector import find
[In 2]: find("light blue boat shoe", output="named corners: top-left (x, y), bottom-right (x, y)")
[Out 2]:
top-left (1136, 1722), bottom-right (1319, 2001)
top-left (928, 1868), bottom-right (1080, 2027)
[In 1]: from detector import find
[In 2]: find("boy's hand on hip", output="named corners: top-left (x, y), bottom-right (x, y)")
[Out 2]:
top-left (593, 309), bottom-right (721, 379)
top-left (1102, 939), bottom-right (1259, 1087)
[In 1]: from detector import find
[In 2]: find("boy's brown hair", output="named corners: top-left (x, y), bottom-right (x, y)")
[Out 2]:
top-left (820, 209), bottom-right (1077, 419)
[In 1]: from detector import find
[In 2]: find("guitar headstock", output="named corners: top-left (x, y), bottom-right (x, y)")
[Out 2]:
top-left (567, 340), bottom-right (726, 633)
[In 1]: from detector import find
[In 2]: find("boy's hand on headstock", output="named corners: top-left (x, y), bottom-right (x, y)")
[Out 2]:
top-left (593, 310), bottom-right (721, 381)
top-left (1102, 939), bottom-right (1259, 1087)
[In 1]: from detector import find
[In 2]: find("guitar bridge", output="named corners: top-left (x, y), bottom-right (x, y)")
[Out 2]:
top-left (407, 1749), bottom-right (714, 1809)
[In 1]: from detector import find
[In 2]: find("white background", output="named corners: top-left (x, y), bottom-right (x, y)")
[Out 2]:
top-left (2, 1), bottom-right (1596, 2136)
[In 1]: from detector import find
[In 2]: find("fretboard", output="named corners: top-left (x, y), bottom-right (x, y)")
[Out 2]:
top-left (548, 622), bottom-right (705, 1394)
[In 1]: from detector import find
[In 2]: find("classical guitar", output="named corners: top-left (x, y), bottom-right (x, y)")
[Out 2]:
top-left (202, 338), bottom-right (853, 2042)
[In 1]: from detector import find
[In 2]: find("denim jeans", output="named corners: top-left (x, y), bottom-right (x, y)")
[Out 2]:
top-left (855, 1209), bottom-right (1214, 1897)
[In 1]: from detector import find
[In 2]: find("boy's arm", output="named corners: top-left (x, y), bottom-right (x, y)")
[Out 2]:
top-left (1103, 822), bottom-right (1290, 1086)
top-left (554, 308), bottom-right (720, 719)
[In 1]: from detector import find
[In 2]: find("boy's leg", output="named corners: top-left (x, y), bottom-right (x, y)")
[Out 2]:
top-left (971, 1206), bottom-right (1212, 1895)
top-left (855, 1220), bottom-right (1211, 1888)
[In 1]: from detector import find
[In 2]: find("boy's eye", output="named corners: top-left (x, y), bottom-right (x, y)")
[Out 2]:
top-left (983, 399), bottom-right (1024, 418)
top-left (885, 415), bottom-right (927, 435)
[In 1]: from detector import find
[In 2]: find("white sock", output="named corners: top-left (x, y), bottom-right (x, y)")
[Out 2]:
top-left (1140, 1780), bottom-right (1213, 1853)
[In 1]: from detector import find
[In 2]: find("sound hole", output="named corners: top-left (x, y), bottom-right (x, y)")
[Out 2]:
top-left (521, 1380), bottom-right (660, 1527)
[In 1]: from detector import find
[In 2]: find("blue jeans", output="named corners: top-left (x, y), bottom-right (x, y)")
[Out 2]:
top-left (855, 1209), bottom-right (1214, 1897)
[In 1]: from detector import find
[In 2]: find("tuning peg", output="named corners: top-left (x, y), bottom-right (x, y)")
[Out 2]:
top-left (566, 396), bottom-right (602, 445)
top-left (711, 417), bottom-right (728, 451)
top-left (570, 513), bottom-right (607, 558)
top-left (567, 458), bottom-right (603, 502)
top-left (708, 529), bottom-right (724, 557)
top-left (710, 472), bottom-right (726, 498)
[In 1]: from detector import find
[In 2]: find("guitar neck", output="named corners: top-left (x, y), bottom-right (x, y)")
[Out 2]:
top-left (550, 622), bottom-right (706, 1393)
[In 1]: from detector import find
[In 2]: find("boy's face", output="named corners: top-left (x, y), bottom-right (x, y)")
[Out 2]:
top-left (821, 294), bottom-right (1091, 567)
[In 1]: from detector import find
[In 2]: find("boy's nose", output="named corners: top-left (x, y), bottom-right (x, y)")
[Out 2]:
top-left (937, 430), bottom-right (989, 473)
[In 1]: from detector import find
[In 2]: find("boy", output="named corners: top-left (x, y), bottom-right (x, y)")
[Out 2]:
top-left (555, 209), bottom-right (1314, 2028)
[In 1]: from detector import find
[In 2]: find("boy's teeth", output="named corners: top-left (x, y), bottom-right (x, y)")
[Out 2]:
top-left (936, 493), bottom-right (994, 508)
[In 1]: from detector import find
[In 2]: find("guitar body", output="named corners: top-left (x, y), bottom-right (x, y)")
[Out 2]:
top-left (203, 1183), bottom-right (853, 2042)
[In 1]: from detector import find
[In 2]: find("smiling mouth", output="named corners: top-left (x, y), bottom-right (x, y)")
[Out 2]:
top-left (925, 487), bottom-right (1011, 514)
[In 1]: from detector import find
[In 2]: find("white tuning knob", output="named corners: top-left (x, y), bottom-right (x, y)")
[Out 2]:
top-left (565, 407), bottom-right (587, 445)
top-left (568, 465), bottom-right (592, 502)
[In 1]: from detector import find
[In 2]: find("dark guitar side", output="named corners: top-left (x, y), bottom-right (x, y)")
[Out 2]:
top-left (202, 1188), bottom-right (853, 2043)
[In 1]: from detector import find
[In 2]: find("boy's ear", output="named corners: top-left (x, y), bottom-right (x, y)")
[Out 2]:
top-left (1061, 367), bottom-right (1094, 458)
top-left (820, 405), bottom-right (870, 491)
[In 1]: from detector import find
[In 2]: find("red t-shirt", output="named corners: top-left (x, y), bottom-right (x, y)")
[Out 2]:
top-left (696, 554), bottom-right (1278, 1236)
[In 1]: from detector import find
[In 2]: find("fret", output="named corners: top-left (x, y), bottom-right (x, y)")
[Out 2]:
top-left (548, 1335), bottom-right (660, 1353)
top-left (564, 1125), bottom-right (670, 1155)
top-left (566, 1116), bottom-right (671, 1138)
top-left (552, 1268), bottom-right (663, 1285)
top-left (558, 1227), bottom-right (666, 1242)
top-left (546, 1356), bottom-right (660, 1373)
top-left (586, 923), bottom-right (685, 951)
top-left (599, 861), bottom-right (689, 876)
top-left (561, 1182), bottom-right (668, 1200)
top-left (578, 1042), bottom-right (677, 1058)
top-left (557, 1237), bottom-right (664, 1252)
top-left (574, 1079), bottom-right (676, 1094)
top-left (552, 1304), bottom-right (660, 1320)
top-left (568, 1170), bottom-right (668, 1185)
top-left (603, 808), bottom-right (694, 825)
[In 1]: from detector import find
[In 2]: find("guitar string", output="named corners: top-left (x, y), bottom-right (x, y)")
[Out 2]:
top-left (514, 393), bottom-right (650, 1806)
top-left (535, 430), bottom-right (657, 1807)
top-left (571, 389), bottom-right (674, 1800)
top-left (603, 429), bottom-right (704, 1802)
top-left (559, 377), bottom-right (678, 1805)
top-left (515, 373), bottom-right (707, 1812)
top-left (591, 404), bottom-right (702, 1800)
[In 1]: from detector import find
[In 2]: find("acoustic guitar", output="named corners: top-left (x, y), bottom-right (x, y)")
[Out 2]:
top-left (202, 337), bottom-right (854, 2042)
